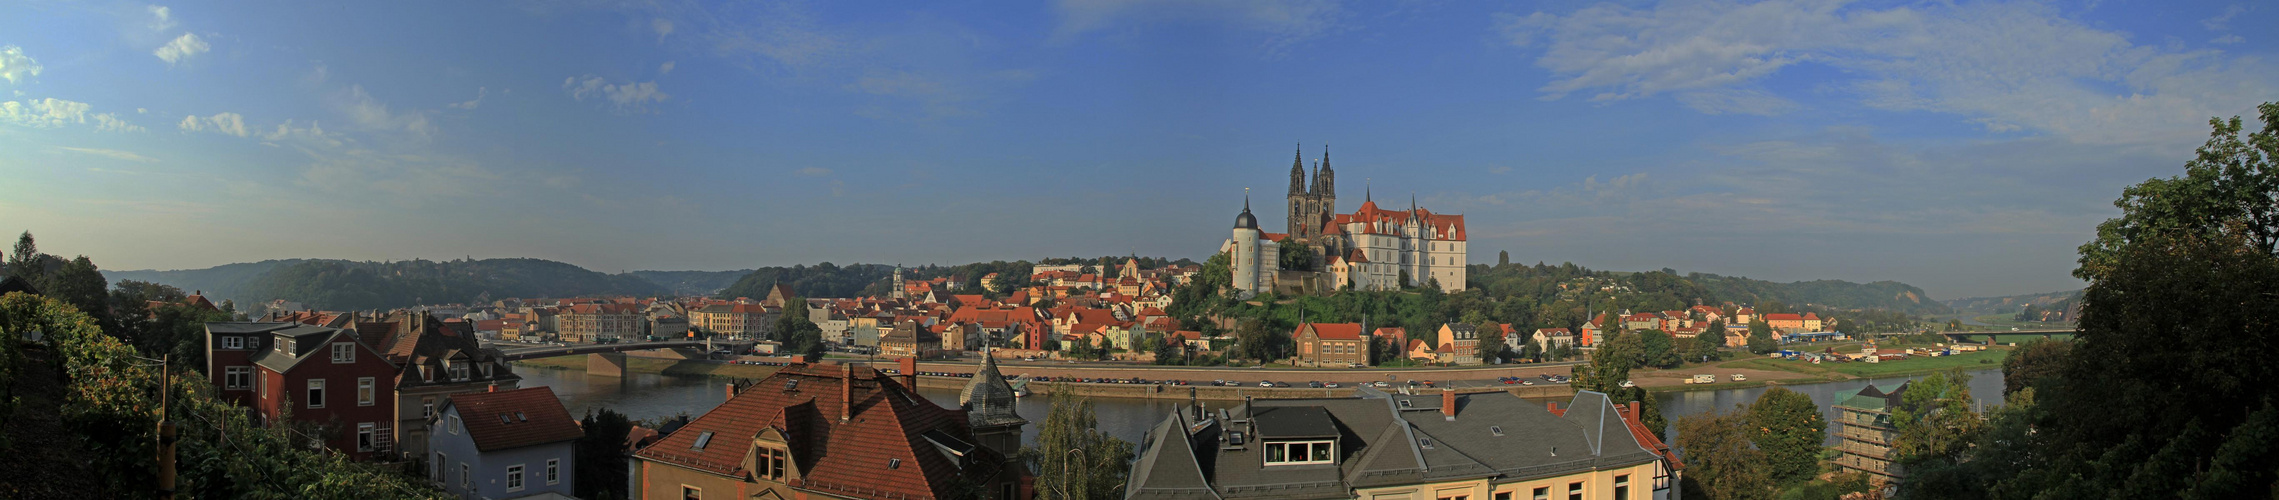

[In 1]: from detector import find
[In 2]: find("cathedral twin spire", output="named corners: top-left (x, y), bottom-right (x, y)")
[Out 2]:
top-left (1286, 142), bottom-right (1337, 239)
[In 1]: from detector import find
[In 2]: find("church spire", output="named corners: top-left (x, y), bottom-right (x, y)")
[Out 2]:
top-left (1288, 143), bottom-right (1307, 196)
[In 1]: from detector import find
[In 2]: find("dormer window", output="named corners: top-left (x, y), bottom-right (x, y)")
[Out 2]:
top-left (1263, 440), bottom-right (1334, 465)
top-left (759, 447), bottom-right (788, 480)
top-left (221, 336), bottom-right (243, 350)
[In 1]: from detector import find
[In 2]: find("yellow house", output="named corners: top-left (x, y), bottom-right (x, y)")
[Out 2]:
top-left (1126, 390), bottom-right (1680, 500)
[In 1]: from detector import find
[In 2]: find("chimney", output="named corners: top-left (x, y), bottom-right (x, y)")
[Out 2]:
top-left (841, 364), bottom-right (855, 422)
top-left (726, 382), bottom-right (739, 401)
top-left (1547, 401), bottom-right (1562, 416)
top-left (1628, 401), bottom-right (1640, 417)
top-left (487, 384), bottom-right (497, 393)
top-left (899, 357), bottom-right (918, 389)
top-left (1441, 390), bottom-right (1458, 419)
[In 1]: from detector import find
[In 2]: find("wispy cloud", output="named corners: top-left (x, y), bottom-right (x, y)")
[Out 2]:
top-left (1051, 0), bottom-right (1342, 55)
top-left (0, 46), bottom-right (40, 84)
top-left (59, 146), bottom-right (158, 162)
top-left (153, 32), bottom-right (210, 65)
top-left (177, 112), bottom-right (248, 136)
top-left (335, 85), bottom-right (436, 138)
top-left (1499, 0), bottom-right (2279, 147)
top-left (564, 75), bottom-right (668, 113)
top-left (448, 87), bottom-right (487, 110)
top-left (147, 5), bottom-right (177, 31)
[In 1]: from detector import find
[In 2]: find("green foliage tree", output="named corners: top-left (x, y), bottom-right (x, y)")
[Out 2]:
top-left (1474, 322), bottom-right (1506, 363)
top-left (47, 256), bottom-right (110, 331)
top-left (1497, 250), bottom-right (1510, 267)
top-left (1746, 387), bottom-right (1826, 486)
top-left (772, 301), bottom-right (826, 361)
top-left (1637, 329), bottom-right (1680, 368)
top-left (1232, 320), bottom-right (1286, 364)
top-left (1574, 330), bottom-right (1639, 392)
top-left (2000, 338), bottom-right (2071, 396)
top-left (1024, 387), bottom-right (1134, 500)
top-left (575, 408), bottom-right (636, 499)
top-left (5, 231), bottom-right (36, 284)
top-left (1746, 320), bottom-right (1777, 354)
top-left (1676, 408), bottom-right (1775, 500)
top-left (1891, 371), bottom-right (1984, 468)
top-left (1276, 239), bottom-right (1316, 271)
top-left (1689, 320), bottom-right (1727, 362)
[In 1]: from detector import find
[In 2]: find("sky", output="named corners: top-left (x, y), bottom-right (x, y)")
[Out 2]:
top-left (0, 0), bottom-right (2272, 301)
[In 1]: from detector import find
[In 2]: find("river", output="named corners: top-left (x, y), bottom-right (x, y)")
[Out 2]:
top-left (516, 365), bottom-right (2003, 450)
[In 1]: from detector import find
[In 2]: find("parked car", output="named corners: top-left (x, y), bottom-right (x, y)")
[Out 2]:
top-left (1371, 381), bottom-right (1390, 388)
top-left (1258, 381), bottom-right (1274, 388)
top-left (1731, 374), bottom-right (1747, 382)
top-left (1324, 382), bottom-right (1341, 388)
top-left (1273, 381), bottom-right (1291, 388)
top-left (1307, 381), bottom-right (1324, 388)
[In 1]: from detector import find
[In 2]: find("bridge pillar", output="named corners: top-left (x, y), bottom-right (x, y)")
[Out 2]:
top-left (589, 352), bottom-right (628, 377)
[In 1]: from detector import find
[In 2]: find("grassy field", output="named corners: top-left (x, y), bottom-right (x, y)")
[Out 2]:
top-left (1724, 348), bottom-right (2010, 379)
top-left (514, 356), bottom-right (783, 379)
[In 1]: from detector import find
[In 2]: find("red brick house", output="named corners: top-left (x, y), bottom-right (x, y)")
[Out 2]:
top-left (245, 323), bottom-right (402, 460)
top-left (1294, 322), bottom-right (1367, 367)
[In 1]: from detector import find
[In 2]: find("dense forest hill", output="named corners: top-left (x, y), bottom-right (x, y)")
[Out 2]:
top-left (1683, 272), bottom-right (1950, 315)
top-left (224, 258), bottom-right (666, 310)
top-left (1945, 289), bottom-right (2084, 316)
top-left (102, 259), bottom-right (304, 301)
top-left (629, 270), bottom-right (753, 296)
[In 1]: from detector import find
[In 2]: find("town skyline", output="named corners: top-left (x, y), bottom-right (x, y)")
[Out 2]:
top-left (5, 0), bottom-right (2275, 299)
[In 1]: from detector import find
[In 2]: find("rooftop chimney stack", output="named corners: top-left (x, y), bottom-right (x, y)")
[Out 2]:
top-left (899, 357), bottom-right (918, 389)
top-left (1442, 390), bottom-right (1457, 419)
top-left (726, 382), bottom-right (738, 401)
top-left (841, 364), bottom-right (855, 422)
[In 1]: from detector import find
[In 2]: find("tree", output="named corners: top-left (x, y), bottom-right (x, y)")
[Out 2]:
top-left (2001, 338), bottom-right (2071, 396)
top-left (1498, 250), bottom-right (1510, 267)
top-left (1745, 319), bottom-right (1776, 354)
top-left (1745, 387), bottom-right (1825, 486)
top-left (1676, 409), bottom-right (1775, 500)
top-left (5, 231), bottom-right (36, 284)
top-left (575, 408), bottom-right (636, 499)
top-left (1891, 371), bottom-right (1983, 468)
top-left (1689, 320), bottom-right (1727, 361)
top-left (772, 300), bottom-right (826, 361)
top-left (1232, 320), bottom-right (1286, 364)
top-left (1637, 329), bottom-right (1679, 368)
top-left (46, 255), bottom-right (110, 333)
top-left (1574, 330), bottom-right (1640, 392)
top-left (1474, 322), bottom-right (1505, 364)
top-left (1025, 388), bottom-right (1134, 500)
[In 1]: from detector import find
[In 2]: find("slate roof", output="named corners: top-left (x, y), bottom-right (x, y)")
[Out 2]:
top-left (633, 364), bottom-right (1003, 500)
top-left (1127, 391), bottom-right (1672, 500)
top-left (247, 324), bottom-right (357, 373)
top-left (444, 386), bottom-right (586, 452)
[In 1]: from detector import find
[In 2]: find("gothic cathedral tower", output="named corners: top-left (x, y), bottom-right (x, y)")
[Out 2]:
top-left (1287, 144), bottom-right (1312, 239)
top-left (1313, 144), bottom-right (1335, 235)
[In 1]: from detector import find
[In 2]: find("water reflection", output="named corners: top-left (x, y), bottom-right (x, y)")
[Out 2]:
top-left (1654, 369), bottom-right (2005, 446)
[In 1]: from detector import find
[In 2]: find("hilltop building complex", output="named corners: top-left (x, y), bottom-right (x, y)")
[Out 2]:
top-left (1225, 145), bottom-right (1469, 297)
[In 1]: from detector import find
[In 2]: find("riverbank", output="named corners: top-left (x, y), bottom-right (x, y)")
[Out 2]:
top-left (1641, 347), bottom-right (2012, 393)
top-left (514, 357), bottom-right (782, 379)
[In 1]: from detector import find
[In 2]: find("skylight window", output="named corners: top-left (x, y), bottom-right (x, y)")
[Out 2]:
top-left (517, 411), bottom-right (527, 422)
top-left (1420, 438), bottom-right (1434, 449)
top-left (1490, 426), bottom-right (1503, 436)
top-left (887, 458), bottom-right (901, 469)
top-left (692, 431), bottom-right (715, 450)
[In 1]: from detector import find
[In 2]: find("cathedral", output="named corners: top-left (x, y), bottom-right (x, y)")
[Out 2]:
top-left (1224, 144), bottom-right (1468, 297)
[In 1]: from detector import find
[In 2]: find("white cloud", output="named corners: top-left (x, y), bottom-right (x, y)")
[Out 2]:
top-left (153, 32), bottom-right (209, 65)
top-left (259, 119), bottom-right (345, 148)
top-left (59, 146), bottom-right (157, 162)
top-left (795, 167), bottom-right (832, 177)
top-left (653, 17), bottom-right (675, 41)
top-left (2201, 4), bottom-right (2247, 31)
top-left (448, 87), bottom-right (487, 110)
top-left (1502, 0), bottom-right (2279, 147)
top-left (659, 61), bottom-right (676, 75)
top-left (563, 75), bottom-right (669, 112)
top-left (336, 85), bottom-right (436, 137)
top-left (0, 46), bottom-right (41, 84)
top-left (1, 98), bottom-right (91, 128)
top-left (148, 5), bottom-right (176, 31)
top-left (1052, 0), bottom-right (1340, 54)
top-left (2211, 35), bottom-right (2244, 45)
top-left (1674, 88), bottom-right (1799, 116)
top-left (93, 113), bottom-right (145, 133)
top-left (177, 112), bottom-right (247, 136)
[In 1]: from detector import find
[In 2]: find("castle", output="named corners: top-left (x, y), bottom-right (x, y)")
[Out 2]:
top-left (1224, 144), bottom-right (1468, 297)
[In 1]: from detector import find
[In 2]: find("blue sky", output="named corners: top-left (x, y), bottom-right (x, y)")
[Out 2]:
top-left (1, 0), bottom-right (2272, 300)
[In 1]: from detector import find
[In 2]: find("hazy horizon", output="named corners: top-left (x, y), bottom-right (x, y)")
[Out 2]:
top-left (7, 0), bottom-right (2273, 300)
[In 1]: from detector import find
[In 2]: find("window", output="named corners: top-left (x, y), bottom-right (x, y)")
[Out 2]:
top-left (1567, 482), bottom-right (1583, 500)
top-left (224, 366), bottom-right (251, 389)
top-left (461, 463), bottom-right (471, 489)
top-left (547, 458), bottom-right (560, 485)
top-left (357, 423), bottom-right (375, 452)
top-left (422, 397), bottom-right (435, 418)
top-left (433, 453), bottom-right (445, 484)
top-left (683, 485), bottom-right (702, 500)
top-left (449, 415), bottom-right (461, 435)
top-left (506, 464), bottom-right (525, 491)
top-left (692, 431), bottom-right (715, 450)
top-left (760, 448), bottom-right (788, 480)
top-left (450, 362), bottom-right (470, 381)
top-left (306, 379), bottom-right (326, 409)
top-left (1262, 440), bottom-right (1335, 465)
top-left (357, 377), bottom-right (375, 406)
top-left (1615, 474), bottom-right (1630, 500)
top-left (221, 336), bottom-right (243, 349)
top-left (332, 342), bottom-right (355, 363)
top-left (1532, 488), bottom-right (1549, 500)
top-left (1496, 492), bottom-right (1512, 500)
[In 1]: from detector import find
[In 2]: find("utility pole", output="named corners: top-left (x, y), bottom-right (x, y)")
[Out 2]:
top-left (157, 354), bottom-right (177, 500)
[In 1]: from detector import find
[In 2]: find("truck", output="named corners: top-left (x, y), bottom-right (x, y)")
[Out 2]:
top-left (1687, 374), bottom-right (1717, 384)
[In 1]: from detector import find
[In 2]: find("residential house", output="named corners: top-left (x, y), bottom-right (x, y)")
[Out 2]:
top-left (1532, 328), bottom-right (1576, 351)
top-left (428, 387), bottom-right (584, 499)
top-left (364, 311), bottom-right (524, 461)
top-left (1435, 323), bottom-right (1483, 365)
top-left (1125, 390), bottom-right (1680, 500)
top-left (628, 364), bottom-right (1028, 500)
top-left (242, 322), bottom-right (402, 460)
top-left (691, 302), bottom-right (779, 340)
top-left (880, 320), bottom-right (941, 358)
top-left (1292, 323), bottom-right (1367, 367)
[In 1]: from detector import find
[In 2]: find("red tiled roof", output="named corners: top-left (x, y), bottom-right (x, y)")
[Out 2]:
top-left (1297, 322), bottom-right (1365, 341)
top-left (1763, 313), bottom-right (1805, 321)
top-left (446, 387), bottom-right (585, 452)
top-left (634, 365), bottom-right (1001, 499)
